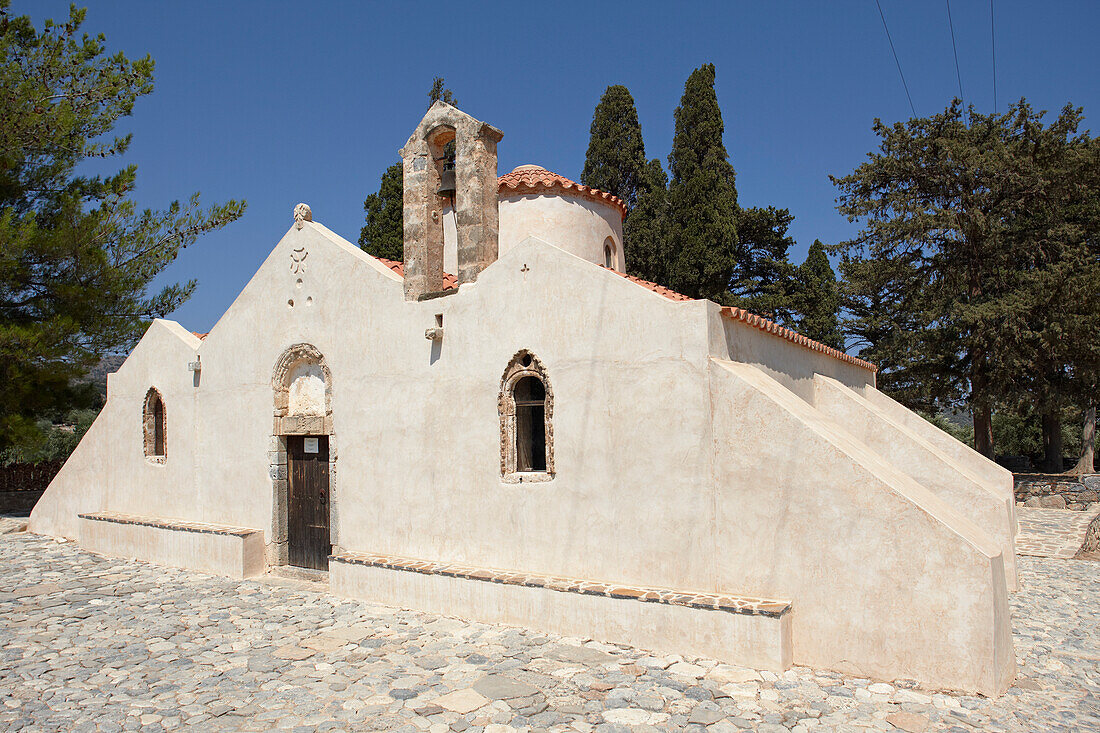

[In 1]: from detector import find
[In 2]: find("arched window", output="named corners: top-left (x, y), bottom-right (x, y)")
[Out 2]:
top-left (603, 237), bottom-right (617, 269)
top-left (499, 351), bottom-right (554, 482)
top-left (513, 376), bottom-right (546, 472)
top-left (143, 388), bottom-right (166, 462)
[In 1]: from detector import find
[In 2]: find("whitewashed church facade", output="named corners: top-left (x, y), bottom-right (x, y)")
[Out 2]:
top-left (31, 103), bottom-right (1018, 695)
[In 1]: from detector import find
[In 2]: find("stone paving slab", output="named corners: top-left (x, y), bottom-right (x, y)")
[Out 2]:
top-left (0, 515), bottom-right (27, 534)
top-left (1016, 506), bottom-right (1100, 558)
top-left (1, 532), bottom-right (1098, 732)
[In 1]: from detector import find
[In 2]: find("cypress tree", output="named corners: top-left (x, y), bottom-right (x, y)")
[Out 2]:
top-left (794, 240), bottom-right (843, 349)
top-left (666, 64), bottom-right (738, 301)
top-left (624, 159), bottom-right (670, 282)
top-left (358, 162), bottom-right (403, 261)
top-left (581, 85), bottom-right (647, 211)
top-left (427, 77), bottom-right (456, 108)
top-left (359, 78), bottom-right (457, 262)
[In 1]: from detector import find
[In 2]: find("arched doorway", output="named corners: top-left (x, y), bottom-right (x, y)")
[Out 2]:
top-left (271, 344), bottom-right (336, 570)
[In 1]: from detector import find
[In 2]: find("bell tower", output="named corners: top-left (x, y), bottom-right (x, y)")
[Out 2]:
top-left (400, 101), bottom-right (503, 300)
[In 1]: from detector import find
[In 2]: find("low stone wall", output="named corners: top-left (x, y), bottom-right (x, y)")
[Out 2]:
top-left (331, 550), bottom-right (793, 673)
top-left (1015, 474), bottom-right (1100, 511)
top-left (0, 460), bottom-right (63, 515)
top-left (0, 490), bottom-right (43, 514)
top-left (77, 512), bottom-right (266, 579)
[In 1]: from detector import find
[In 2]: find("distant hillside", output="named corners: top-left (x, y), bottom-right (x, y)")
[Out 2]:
top-left (84, 354), bottom-right (126, 397)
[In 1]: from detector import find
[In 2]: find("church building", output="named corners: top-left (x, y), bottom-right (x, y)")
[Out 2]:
top-left (31, 102), bottom-right (1018, 696)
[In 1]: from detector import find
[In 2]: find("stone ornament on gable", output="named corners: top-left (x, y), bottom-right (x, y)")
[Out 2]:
top-left (290, 247), bottom-right (308, 274)
top-left (293, 202), bottom-right (312, 229)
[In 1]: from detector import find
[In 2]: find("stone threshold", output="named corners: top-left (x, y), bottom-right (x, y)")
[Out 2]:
top-left (330, 551), bottom-right (790, 618)
top-left (77, 511), bottom-right (261, 539)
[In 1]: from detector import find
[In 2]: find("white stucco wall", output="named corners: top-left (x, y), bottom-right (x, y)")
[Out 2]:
top-left (444, 194), bottom-right (624, 274)
top-left (709, 359), bottom-right (1014, 695)
top-left (30, 221), bottom-right (1015, 693)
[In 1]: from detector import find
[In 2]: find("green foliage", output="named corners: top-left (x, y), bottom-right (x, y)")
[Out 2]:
top-left (793, 240), bottom-right (843, 349)
top-left (358, 162), bottom-right (403, 261)
top-left (0, 407), bottom-right (99, 465)
top-left (427, 77), bottom-right (456, 108)
top-left (0, 3), bottom-right (245, 452)
top-left (832, 98), bottom-right (1100, 455)
top-left (727, 206), bottom-right (797, 324)
top-left (581, 85), bottom-right (647, 212)
top-left (918, 409), bottom-right (974, 446)
top-left (623, 159), bottom-right (669, 282)
top-left (665, 63), bottom-right (739, 301)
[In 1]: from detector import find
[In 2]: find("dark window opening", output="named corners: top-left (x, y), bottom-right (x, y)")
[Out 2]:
top-left (513, 376), bottom-right (546, 472)
top-left (604, 244), bottom-right (613, 268)
top-left (152, 397), bottom-right (165, 456)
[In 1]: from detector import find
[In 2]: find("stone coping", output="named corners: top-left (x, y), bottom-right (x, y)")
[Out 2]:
top-left (77, 512), bottom-right (261, 539)
top-left (330, 551), bottom-right (791, 618)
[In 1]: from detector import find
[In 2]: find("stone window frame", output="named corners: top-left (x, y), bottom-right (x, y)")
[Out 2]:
top-left (604, 236), bottom-right (617, 269)
top-left (268, 343), bottom-right (338, 566)
top-left (499, 350), bottom-right (554, 483)
top-left (142, 387), bottom-right (166, 464)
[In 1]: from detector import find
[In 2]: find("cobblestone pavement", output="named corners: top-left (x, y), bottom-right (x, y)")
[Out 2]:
top-left (0, 515), bottom-right (28, 534)
top-left (1015, 506), bottom-right (1100, 558)
top-left (1, 533), bottom-right (1098, 733)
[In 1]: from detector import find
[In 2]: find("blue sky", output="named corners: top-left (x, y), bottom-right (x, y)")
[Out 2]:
top-left (25, 1), bottom-right (1100, 332)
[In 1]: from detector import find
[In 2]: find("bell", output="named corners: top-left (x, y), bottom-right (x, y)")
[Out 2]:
top-left (436, 165), bottom-right (456, 199)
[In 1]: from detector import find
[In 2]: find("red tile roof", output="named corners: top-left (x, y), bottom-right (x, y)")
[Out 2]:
top-left (720, 306), bottom-right (876, 373)
top-left (191, 332), bottom-right (208, 340)
top-left (498, 165), bottom-right (628, 218)
top-left (601, 267), bottom-right (695, 302)
top-left (376, 258), bottom-right (458, 290)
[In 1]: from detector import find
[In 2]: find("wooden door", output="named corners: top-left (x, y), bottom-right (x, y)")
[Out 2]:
top-left (287, 435), bottom-right (330, 570)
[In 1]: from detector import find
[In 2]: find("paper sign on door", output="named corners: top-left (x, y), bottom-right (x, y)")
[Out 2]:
top-left (304, 437), bottom-right (319, 454)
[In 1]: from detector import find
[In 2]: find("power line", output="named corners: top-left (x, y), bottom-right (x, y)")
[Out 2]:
top-left (947, 0), bottom-right (966, 122)
top-left (990, 0), bottom-right (997, 112)
top-left (874, 0), bottom-right (917, 117)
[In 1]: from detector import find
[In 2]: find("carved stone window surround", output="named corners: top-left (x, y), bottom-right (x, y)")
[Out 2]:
top-left (499, 350), bottom-right (554, 482)
top-left (142, 387), bottom-right (167, 464)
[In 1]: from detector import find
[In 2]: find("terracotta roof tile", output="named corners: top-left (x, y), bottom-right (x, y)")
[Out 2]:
top-left (601, 266), bottom-right (694, 302)
top-left (376, 257), bottom-right (458, 290)
top-left (498, 164), bottom-right (628, 218)
top-left (720, 306), bottom-right (877, 373)
top-left (191, 331), bottom-right (208, 340)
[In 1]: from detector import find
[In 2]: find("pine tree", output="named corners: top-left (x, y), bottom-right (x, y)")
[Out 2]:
top-left (833, 99), bottom-right (1100, 458)
top-left (358, 163), bottom-right (403, 261)
top-left (0, 3), bottom-right (245, 452)
top-left (624, 159), bottom-right (670, 282)
top-left (665, 64), bottom-right (738, 301)
top-left (360, 77), bottom-right (457, 261)
top-left (794, 240), bottom-right (843, 349)
top-left (727, 206), bottom-right (797, 324)
top-left (581, 85), bottom-right (647, 211)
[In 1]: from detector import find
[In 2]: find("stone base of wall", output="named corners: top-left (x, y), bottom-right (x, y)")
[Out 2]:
top-left (77, 512), bottom-right (265, 579)
top-left (330, 551), bottom-right (792, 672)
top-left (0, 490), bottom-right (42, 514)
top-left (1014, 474), bottom-right (1100, 511)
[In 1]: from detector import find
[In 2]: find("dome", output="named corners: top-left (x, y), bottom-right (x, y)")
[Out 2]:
top-left (497, 165), bottom-right (627, 218)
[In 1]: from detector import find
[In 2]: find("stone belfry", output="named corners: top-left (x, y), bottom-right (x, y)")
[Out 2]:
top-left (400, 102), bottom-right (504, 300)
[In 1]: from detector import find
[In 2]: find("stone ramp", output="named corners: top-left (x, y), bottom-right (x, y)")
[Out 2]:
top-left (1016, 506), bottom-right (1100, 559)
